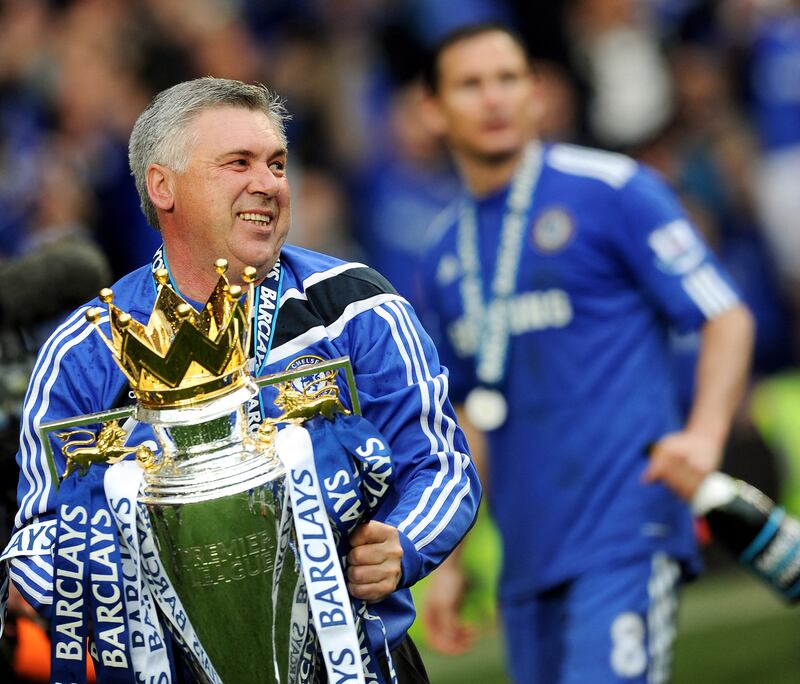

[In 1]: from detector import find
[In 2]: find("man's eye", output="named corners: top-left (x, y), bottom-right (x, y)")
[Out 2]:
top-left (231, 159), bottom-right (248, 167)
top-left (269, 161), bottom-right (286, 172)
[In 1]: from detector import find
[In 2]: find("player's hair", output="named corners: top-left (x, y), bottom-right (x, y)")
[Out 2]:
top-left (129, 77), bottom-right (289, 230)
top-left (421, 22), bottom-right (530, 95)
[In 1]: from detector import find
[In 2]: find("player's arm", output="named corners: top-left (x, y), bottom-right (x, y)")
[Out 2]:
top-left (344, 295), bottom-right (481, 602)
top-left (421, 403), bottom-right (486, 654)
top-left (643, 304), bottom-right (754, 500)
top-left (3, 306), bottom-right (112, 616)
top-left (609, 165), bottom-right (755, 501)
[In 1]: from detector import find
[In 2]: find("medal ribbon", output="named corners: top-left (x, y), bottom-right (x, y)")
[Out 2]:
top-left (150, 246), bottom-right (283, 431)
top-left (457, 143), bottom-right (543, 388)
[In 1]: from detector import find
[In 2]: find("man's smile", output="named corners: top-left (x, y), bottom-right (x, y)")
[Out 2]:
top-left (237, 211), bottom-right (274, 226)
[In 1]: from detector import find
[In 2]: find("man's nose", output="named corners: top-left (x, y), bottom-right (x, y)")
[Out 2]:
top-left (249, 165), bottom-right (280, 196)
top-left (481, 81), bottom-right (505, 106)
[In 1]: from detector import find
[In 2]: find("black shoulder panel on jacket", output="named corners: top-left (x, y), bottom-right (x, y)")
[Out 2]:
top-left (273, 266), bottom-right (398, 347)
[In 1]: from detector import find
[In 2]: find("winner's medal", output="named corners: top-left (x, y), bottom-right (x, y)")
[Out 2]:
top-left (464, 387), bottom-right (508, 432)
top-left (457, 143), bottom-right (543, 431)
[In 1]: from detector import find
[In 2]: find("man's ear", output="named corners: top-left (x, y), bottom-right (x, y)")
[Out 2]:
top-left (147, 163), bottom-right (175, 212)
top-left (419, 92), bottom-right (447, 138)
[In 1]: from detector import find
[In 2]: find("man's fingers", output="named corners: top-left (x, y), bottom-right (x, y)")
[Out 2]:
top-left (423, 604), bottom-right (475, 655)
top-left (348, 542), bottom-right (382, 567)
top-left (346, 557), bottom-right (402, 597)
top-left (349, 520), bottom-right (390, 546)
top-left (348, 579), bottom-right (398, 602)
top-left (347, 524), bottom-right (402, 568)
top-left (347, 562), bottom-right (390, 585)
top-left (346, 521), bottom-right (402, 601)
top-left (641, 456), bottom-right (662, 484)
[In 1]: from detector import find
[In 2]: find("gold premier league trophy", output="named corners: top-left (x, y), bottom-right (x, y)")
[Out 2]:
top-left (39, 260), bottom-right (368, 683)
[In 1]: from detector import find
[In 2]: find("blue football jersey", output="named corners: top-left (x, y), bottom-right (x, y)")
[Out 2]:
top-left (6, 243), bottom-right (480, 652)
top-left (421, 144), bottom-right (742, 600)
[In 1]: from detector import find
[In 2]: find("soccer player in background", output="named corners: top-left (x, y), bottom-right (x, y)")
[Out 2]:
top-left (418, 24), bottom-right (754, 684)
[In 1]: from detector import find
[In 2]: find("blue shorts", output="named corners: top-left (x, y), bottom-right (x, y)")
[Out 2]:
top-left (500, 553), bottom-right (681, 684)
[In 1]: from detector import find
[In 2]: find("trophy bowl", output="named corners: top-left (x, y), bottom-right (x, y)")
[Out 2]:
top-left (136, 380), bottom-right (303, 683)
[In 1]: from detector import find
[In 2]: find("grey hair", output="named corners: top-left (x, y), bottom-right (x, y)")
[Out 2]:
top-left (128, 77), bottom-right (290, 230)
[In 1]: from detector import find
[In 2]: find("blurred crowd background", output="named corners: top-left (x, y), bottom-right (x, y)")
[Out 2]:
top-left (2, 0), bottom-right (800, 361)
top-left (2, 0), bottom-right (800, 679)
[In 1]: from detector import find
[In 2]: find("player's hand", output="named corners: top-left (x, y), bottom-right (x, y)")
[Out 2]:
top-left (642, 430), bottom-right (723, 501)
top-left (346, 521), bottom-right (403, 602)
top-left (422, 561), bottom-right (476, 656)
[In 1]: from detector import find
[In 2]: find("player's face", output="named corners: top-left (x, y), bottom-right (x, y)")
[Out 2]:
top-left (169, 106), bottom-right (291, 281)
top-left (433, 31), bottom-right (536, 162)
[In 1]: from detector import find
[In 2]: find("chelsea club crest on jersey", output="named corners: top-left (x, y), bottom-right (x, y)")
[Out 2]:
top-left (531, 207), bottom-right (575, 254)
top-left (285, 355), bottom-right (339, 398)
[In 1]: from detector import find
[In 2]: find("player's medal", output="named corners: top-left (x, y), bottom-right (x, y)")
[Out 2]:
top-left (464, 386), bottom-right (508, 431)
top-left (458, 143), bottom-right (542, 430)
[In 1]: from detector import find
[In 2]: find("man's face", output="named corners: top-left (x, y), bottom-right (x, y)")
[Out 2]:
top-left (167, 106), bottom-right (291, 281)
top-left (432, 31), bottom-right (536, 162)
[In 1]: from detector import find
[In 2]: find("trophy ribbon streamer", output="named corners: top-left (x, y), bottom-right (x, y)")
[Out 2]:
top-left (304, 413), bottom-right (397, 684)
top-left (87, 471), bottom-right (134, 683)
top-left (276, 423), bottom-right (366, 684)
top-left (0, 564), bottom-right (7, 640)
top-left (50, 471), bottom-right (92, 683)
top-left (104, 459), bottom-right (223, 684)
top-left (105, 461), bottom-right (172, 683)
top-left (133, 504), bottom-right (222, 684)
top-left (0, 520), bottom-right (57, 640)
top-left (50, 466), bottom-right (138, 683)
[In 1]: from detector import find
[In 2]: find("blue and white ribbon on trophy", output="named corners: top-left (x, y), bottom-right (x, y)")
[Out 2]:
top-left (106, 460), bottom-right (225, 684)
top-left (277, 413), bottom-right (397, 684)
top-left (50, 466), bottom-right (138, 684)
top-left (47, 458), bottom-right (223, 684)
top-left (459, 142), bottom-right (543, 432)
top-left (50, 470), bottom-right (93, 683)
top-left (20, 403), bottom-right (396, 683)
top-left (105, 461), bottom-right (176, 683)
top-left (86, 470), bottom-right (135, 682)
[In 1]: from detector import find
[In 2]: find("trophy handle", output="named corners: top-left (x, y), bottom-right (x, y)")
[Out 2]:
top-left (39, 356), bottom-right (360, 490)
top-left (253, 356), bottom-right (361, 416)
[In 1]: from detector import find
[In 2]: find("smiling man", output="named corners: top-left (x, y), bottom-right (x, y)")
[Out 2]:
top-left (5, 77), bottom-right (480, 683)
top-left (128, 84), bottom-right (293, 300)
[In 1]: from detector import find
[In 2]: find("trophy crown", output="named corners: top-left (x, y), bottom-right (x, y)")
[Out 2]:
top-left (85, 262), bottom-right (255, 408)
